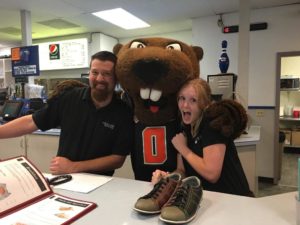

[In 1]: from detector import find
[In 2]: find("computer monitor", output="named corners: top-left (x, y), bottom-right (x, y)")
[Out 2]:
top-left (1, 100), bottom-right (24, 121)
top-left (207, 73), bottom-right (237, 101)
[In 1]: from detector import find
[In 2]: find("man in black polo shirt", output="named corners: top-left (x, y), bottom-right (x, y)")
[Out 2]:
top-left (0, 51), bottom-right (134, 176)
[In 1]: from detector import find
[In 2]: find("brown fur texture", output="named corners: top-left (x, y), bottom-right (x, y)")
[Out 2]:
top-left (48, 80), bottom-right (87, 100)
top-left (114, 37), bottom-right (203, 125)
top-left (205, 99), bottom-right (248, 139)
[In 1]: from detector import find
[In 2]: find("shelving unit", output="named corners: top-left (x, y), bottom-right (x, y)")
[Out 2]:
top-left (279, 87), bottom-right (300, 152)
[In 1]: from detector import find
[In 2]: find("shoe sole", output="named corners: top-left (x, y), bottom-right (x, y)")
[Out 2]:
top-left (133, 207), bottom-right (161, 214)
top-left (159, 201), bottom-right (201, 224)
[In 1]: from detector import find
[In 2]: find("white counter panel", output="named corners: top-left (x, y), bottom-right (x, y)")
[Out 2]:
top-left (54, 177), bottom-right (296, 225)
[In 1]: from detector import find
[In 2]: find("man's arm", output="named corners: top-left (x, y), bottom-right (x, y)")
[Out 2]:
top-left (0, 115), bottom-right (38, 139)
top-left (50, 155), bottom-right (126, 175)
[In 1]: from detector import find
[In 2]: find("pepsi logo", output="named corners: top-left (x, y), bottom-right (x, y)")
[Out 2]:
top-left (49, 44), bottom-right (58, 55)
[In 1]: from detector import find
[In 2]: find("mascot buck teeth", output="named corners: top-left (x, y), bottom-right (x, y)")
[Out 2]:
top-left (113, 37), bottom-right (247, 181)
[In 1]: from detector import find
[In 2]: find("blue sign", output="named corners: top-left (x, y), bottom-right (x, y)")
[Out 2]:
top-left (11, 45), bottom-right (40, 77)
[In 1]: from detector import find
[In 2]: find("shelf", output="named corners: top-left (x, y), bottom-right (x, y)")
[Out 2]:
top-left (280, 88), bottom-right (300, 91)
top-left (284, 144), bottom-right (300, 148)
top-left (280, 117), bottom-right (300, 121)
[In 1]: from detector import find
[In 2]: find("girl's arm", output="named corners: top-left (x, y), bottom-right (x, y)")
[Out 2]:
top-left (172, 132), bottom-right (226, 183)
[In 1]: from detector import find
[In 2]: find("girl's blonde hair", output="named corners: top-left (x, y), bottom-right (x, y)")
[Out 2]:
top-left (178, 78), bottom-right (212, 137)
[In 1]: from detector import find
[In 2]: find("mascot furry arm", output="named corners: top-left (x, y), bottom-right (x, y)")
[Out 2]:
top-left (205, 99), bottom-right (248, 140)
top-left (113, 37), bottom-right (247, 181)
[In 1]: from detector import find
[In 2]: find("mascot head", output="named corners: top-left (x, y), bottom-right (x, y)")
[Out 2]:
top-left (113, 37), bottom-right (203, 125)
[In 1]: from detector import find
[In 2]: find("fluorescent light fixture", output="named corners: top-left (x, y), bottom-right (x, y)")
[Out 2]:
top-left (92, 8), bottom-right (150, 30)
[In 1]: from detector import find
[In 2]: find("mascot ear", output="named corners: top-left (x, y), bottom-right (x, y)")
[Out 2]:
top-left (113, 43), bottom-right (123, 55)
top-left (204, 99), bottom-right (248, 140)
top-left (193, 46), bottom-right (204, 61)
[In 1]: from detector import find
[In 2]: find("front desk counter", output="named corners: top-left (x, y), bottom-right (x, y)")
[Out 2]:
top-left (0, 126), bottom-right (261, 194)
top-left (54, 176), bottom-right (296, 225)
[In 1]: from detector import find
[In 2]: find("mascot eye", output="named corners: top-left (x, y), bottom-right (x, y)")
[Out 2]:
top-left (130, 41), bottom-right (146, 49)
top-left (166, 43), bottom-right (181, 51)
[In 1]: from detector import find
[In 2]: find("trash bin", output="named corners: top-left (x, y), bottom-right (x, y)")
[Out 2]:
top-left (279, 131), bottom-right (286, 144)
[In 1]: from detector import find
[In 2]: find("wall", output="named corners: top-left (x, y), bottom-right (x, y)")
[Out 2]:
top-left (0, 33), bottom-right (118, 80)
top-left (192, 4), bottom-right (300, 178)
top-left (119, 30), bottom-right (192, 45)
top-left (118, 5), bottom-right (300, 179)
top-left (34, 33), bottom-right (118, 79)
top-left (1, 30), bottom-right (189, 80)
top-left (0, 33), bottom-right (118, 98)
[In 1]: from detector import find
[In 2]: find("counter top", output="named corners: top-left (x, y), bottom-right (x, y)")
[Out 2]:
top-left (33, 125), bottom-right (261, 147)
top-left (33, 128), bottom-right (60, 136)
top-left (234, 125), bottom-right (261, 146)
top-left (54, 176), bottom-right (296, 225)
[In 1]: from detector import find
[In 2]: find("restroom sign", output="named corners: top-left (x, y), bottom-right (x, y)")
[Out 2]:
top-left (49, 44), bottom-right (60, 60)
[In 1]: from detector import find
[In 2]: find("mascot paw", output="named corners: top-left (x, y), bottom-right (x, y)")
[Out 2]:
top-left (204, 100), bottom-right (248, 140)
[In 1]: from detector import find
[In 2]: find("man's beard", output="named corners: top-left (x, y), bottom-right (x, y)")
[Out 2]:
top-left (91, 82), bottom-right (111, 102)
top-left (92, 89), bottom-right (110, 102)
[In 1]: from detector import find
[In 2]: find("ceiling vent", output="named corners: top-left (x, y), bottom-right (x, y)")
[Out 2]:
top-left (37, 19), bottom-right (80, 29)
top-left (0, 27), bottom-right (21, 36)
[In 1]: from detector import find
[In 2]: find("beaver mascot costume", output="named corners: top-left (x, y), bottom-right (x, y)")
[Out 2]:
top-left (113, 37), bottom-right (247, 181)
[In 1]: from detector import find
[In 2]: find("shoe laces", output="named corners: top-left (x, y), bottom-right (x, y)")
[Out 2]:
top-left (142, 178), bottom-right (169, 199)
top-left (166, 185), bottom-right (189, 208)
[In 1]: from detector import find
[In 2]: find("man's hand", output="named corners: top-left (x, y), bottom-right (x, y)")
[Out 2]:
top-left (50, 156), bottom-right (78, 175)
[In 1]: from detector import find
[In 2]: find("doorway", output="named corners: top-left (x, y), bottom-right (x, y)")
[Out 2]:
top-left (275, 51), bottom-right (300, 187)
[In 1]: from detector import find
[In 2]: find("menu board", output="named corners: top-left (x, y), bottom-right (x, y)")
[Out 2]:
top-left (37, 38), bottom-right (89, 71)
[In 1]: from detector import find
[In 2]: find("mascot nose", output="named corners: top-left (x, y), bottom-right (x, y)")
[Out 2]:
top-left (132, 58), bottom-right (168, 84)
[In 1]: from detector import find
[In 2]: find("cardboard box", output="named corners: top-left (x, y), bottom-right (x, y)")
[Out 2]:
top-left (281, 129), bottom-right (292, 145)
top-left (292, 130), bottom-right (300, 146)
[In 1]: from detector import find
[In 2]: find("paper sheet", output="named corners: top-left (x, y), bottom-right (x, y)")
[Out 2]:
top-left (43, 173), bottom-right (113, 193)
top-left (0, 193), bottom-right (95, 225)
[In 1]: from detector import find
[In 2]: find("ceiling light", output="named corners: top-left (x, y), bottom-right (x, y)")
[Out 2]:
top-left (92, 8), bottom-right (150, 30)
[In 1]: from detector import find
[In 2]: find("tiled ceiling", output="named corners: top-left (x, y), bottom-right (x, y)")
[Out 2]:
top-left (0, 0), bottom-right (299, 47)
top-left (37, 19), bottom-right (80, 30)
